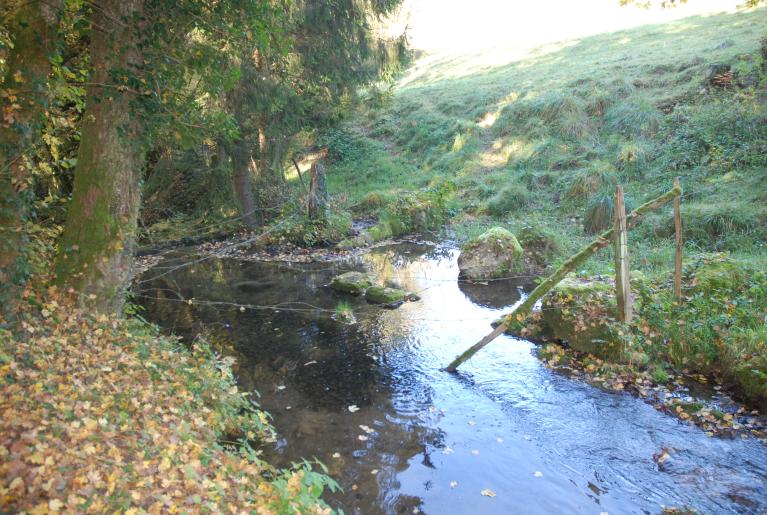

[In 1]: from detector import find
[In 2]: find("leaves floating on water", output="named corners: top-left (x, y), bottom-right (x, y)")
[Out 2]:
top-left (450, 480), bottom-right (458, 489)
top-left (348, 405), bottom-right (360, 413)
top-left (441, 447), bottom-right (454, 455)
top-left (480, 489), bottom-right (496, 497)
top-left (358, 435), bottom-right (369, 441)
top-left (332, 452), bottom-right (341, 459)
top-left (534, 471), bottom-right (544, 477)
top-left (359, 425), bottom-right (375, 434)
top-left (470, 449), bottom-right (480, 455)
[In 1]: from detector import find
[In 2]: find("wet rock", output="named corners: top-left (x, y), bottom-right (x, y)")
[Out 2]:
top-left (329, 271), bottom-right (375, 294)
top-left (404, 292), bottom-right (421, 302)
top-left (365, 286), bottom-right (405, 306)
top-left (457, 227), bottom-right (523, 281)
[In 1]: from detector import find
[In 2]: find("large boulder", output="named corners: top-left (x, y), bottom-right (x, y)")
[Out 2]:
top-left (329, 271), bottom-right (375, 294)
top-left (540, 276), bottom-right (623, 360)
top-left (365, 286), bottom-right (405, 307)
top-left (458, 227), bottom-right (523, 281)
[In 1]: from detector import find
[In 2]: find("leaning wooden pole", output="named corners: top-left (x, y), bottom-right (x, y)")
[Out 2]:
top-left (673, 177), bottom-right (683, 301)
top-left (445, 184), bottom-right (682, 372)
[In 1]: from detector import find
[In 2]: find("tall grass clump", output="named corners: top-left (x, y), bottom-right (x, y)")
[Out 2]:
top-left (529, 91), bottom-right (592, 140)
top-left (583, 191), bottom-right (615, 234)
top-left (604, 98), bottom-right (662, 137)
top-left (616, 140), bottom-right (654, 175)
top-left (481, 183), bottom-right (532, 216)
top-left (564, 160), bottom-right (618, 200)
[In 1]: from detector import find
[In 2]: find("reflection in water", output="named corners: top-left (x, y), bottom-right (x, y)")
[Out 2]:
top-left (138, 242), bottom-right (767, 515)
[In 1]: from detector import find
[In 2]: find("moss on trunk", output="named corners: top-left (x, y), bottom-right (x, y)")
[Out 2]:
top-left (53, 0), bottom-right (145, 313)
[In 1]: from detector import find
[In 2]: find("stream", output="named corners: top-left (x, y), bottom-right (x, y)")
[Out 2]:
top-left (137, 241), bottom-right (767, 514)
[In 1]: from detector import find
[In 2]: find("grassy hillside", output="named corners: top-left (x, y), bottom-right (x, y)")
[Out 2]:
top-left (322, 7), bottom-right (767, 274)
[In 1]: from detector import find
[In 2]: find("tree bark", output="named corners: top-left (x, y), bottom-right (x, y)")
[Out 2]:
top-left (230, 138), bottom-right (260, 228)
top-left (307, 161), bottom-right (327, 220)
top-left (54, 0), bottom-right (145, 313)
top-left (445, 184), bottom-right (682, 372)
top-left (0, 0), bottom-right (63, 321)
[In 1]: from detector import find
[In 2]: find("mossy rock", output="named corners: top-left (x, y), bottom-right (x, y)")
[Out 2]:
top-left (365, 286), bottom-right (405, 306)
top-left (690, 256), bottom-right (744, 294)
top-left (329, 271), bottom-right (375, 294)
top-left (540, 276), bottom-right (624, 360)
top-left (458, 227), bottom-right (523, 281)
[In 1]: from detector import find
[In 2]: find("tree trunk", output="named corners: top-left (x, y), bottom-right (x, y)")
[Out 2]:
top-left (230, 138), bottom-right (260, 229)
top-left (307, 161), bottom-right (328, 220)
top-left (0, 0), bottom-right (63, 321)
top-left (54, 0), bottom-right (145, 313)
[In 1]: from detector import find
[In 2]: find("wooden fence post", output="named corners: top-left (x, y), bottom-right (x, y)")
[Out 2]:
top-left (614, 185), bottom-right (632, 323)
top-left (673, 177), bottom-right (683, 301)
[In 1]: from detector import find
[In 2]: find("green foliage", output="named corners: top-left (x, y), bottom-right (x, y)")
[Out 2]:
top-left (480, 183), bottom-right (532, 216)
top-left (635, 254), bottom-right (767, 405)
top-left (603, 98), bottom-right (662, 138)
top-left (565, 161), bottom-right (617, 200)
top-left (518, 225), bottom-right (563, 265)
top-left (583, 192), bottom-right (615, 235)
top-left (268, 208), bottom-right (353, 247)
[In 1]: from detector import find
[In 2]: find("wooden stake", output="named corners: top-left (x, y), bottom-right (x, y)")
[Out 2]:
top-left (673, 177), bottom-right (683, 301)
top-left (614, 185), bottom-right (632, 323)
top-left (445, 184), bottom-right (682, 372)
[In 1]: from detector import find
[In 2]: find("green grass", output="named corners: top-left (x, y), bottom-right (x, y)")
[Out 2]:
top-left (322, 6), bottom-right (767, 277)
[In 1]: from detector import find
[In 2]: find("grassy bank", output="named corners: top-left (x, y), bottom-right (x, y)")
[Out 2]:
top-left (0, 295), bottom-right (336, 513)
top-left (316, 7), bottom-right (767, 406)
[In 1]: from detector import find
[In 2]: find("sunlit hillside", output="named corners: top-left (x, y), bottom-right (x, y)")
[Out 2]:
top-left (325, 5), bottom-right (767, 273)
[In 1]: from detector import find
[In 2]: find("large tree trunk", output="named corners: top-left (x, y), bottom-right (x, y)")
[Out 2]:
top-left (54, 0), bottom-right (145, 313)
top-left (0, 0), bottom-right (63, 321)
top-left (230, 137), bottom-right (260, 228)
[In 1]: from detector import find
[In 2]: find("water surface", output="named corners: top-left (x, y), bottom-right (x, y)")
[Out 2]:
top-left (138, 241), bottom-right (767, 514)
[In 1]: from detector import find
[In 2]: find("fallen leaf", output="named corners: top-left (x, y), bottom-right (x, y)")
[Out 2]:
top-left (481, 489), bottom-right (496, 497)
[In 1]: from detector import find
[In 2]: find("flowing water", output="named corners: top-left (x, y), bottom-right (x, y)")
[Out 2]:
top-left (138, 241), bottom-right (767, 514)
